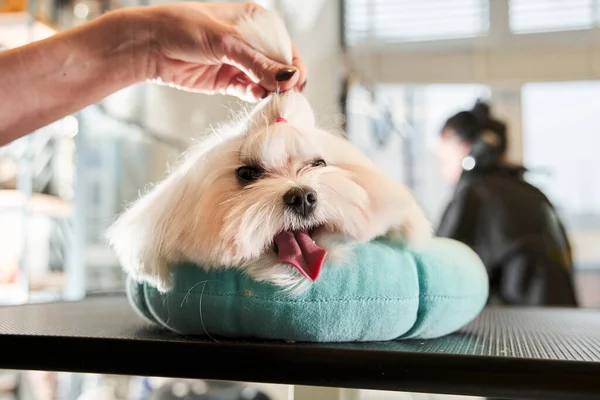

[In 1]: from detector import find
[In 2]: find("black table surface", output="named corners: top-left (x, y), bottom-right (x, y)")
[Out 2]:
top-left (0, 295), bottom-right (599, 400)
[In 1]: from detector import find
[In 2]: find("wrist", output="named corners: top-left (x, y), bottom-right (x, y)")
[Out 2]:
top-left (93, 8), bottom-right (158, 84)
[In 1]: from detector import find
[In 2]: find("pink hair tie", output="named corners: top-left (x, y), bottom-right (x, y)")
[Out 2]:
top-left (275, 117), bottom-right (287, 123)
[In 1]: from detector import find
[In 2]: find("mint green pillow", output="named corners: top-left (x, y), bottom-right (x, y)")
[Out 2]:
top-left (127, 238), bottom-right (488, 342)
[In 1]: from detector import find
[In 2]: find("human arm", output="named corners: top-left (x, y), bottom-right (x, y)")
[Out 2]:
top-left (0, 11), bottom-right (144, 145)
top-left (0, 2), bottom-right (307, 146)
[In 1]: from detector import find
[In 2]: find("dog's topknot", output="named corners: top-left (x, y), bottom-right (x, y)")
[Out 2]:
top-left (235, 8), bottom-right (293, 65)
top-left (235, 9), bottom-right (314, 134)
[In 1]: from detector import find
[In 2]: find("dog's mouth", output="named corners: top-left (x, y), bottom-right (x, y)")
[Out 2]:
top-left (273, 227), bottom-right (327, 282)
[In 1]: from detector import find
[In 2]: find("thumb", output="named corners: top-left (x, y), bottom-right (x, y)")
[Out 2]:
top-left (223, 35), bottom-right (299, 92)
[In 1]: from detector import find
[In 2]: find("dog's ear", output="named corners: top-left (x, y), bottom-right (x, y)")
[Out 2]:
top-left (105, 175), bottom-right (180, 292)
top-left (106, 137), bottom-right (238, 291)
top-left (105, 146), bottom-right (207, 292)
top-left (319, 130), bottom-right (434, 247)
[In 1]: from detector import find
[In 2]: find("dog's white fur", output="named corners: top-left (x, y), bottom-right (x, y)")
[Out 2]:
top-left (106, 9), bottom-right (433, 294)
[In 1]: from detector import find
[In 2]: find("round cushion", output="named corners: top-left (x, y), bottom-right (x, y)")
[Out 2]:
top-left (127, 238), bottom-right (489, 342)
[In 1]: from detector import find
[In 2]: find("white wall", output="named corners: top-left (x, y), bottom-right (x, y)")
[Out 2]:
top-left (344, 0), bottom-right (600, 169)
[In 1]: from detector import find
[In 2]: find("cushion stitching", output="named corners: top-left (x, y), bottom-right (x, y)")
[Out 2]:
top-left (171, 292), bottom-right (418, 302)
top-left (232, 298), bottom-right (416, 304)
top-left (157, 291), bottom-right (487, 302)
top-left (422, 293), bottom-right (488, 300)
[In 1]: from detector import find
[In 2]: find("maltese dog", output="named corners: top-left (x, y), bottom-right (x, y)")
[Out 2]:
top-left (106, 9), bottom-right (433, 294)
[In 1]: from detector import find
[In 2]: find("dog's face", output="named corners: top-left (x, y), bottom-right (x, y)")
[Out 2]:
top-left (191, 114), bottom-right (374, 281)
top-left (107, 92), bottom-right (432, 293)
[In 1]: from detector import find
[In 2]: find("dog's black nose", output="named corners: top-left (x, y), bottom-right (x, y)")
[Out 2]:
top-left (283, 186), bottom-right (317, 217)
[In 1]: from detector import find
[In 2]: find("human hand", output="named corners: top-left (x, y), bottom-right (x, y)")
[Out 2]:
top-left (129, 2), bottom-right (307, 102)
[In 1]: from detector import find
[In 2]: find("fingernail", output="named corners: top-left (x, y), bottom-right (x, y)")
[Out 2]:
top-left (275, 68), bottom-right (297, 82)
top-left (300, 80), bottom-right (307, 91)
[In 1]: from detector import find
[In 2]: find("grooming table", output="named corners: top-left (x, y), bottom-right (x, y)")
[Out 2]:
top-left (0, 295), bottom-right (598, 400)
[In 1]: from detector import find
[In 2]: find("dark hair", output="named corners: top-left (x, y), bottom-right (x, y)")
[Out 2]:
top-left (442, 100), bottom-right (508, 154)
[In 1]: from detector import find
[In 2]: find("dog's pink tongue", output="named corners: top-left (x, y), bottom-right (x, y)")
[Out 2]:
top-left (274, 230), bottom-right (327, 281)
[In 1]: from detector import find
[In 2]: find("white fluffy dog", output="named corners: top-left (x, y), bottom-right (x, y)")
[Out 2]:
top-left (106, 9), bottom-right (433, 294)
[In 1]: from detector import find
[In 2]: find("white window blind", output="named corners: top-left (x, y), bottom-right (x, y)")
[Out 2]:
top-left (509, 0), bottom-right (600, 34)
top-left (344, 0), bottom-right (490, 45)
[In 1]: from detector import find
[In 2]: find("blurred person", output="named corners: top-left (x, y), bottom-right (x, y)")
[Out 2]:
top-left (436, 100), bottom-right (578, 307)
top-left (0, 2), bottom-right (307, 146)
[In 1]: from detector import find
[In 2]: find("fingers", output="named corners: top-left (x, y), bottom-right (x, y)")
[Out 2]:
top-left (291, 43), bottom-right (307, 92)
top-left (221, 34), bottom-right (300, 93)
top-left (225, 84), bottom-right (265, 103)
top-left (200, 2), bottom-right (307, 97)
top-left (220, 70), bottom-right (268, 103)
top-left (205, 1), bottom-right (263, 20)
top-left (215, 3), bottom-right (307, 94)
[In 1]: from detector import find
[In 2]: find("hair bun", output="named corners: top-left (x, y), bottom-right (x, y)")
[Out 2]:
top-left (470, 100), bottom-right (491, 123)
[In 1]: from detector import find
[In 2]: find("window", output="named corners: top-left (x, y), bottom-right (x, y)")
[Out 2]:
top-left (344, 0), bottom-right (490, 45)
top-left (509, 0), bottom-right (600, 34)
top-left (522, 81), bottom-right (600, 228)
top-left (345, 83), bottom-right (490, 222)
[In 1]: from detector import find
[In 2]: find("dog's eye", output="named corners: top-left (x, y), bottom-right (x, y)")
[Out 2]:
top-left (236, 166), bottom-right (263, 183)
top-left (312, 159), bottom-right (327, 167)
